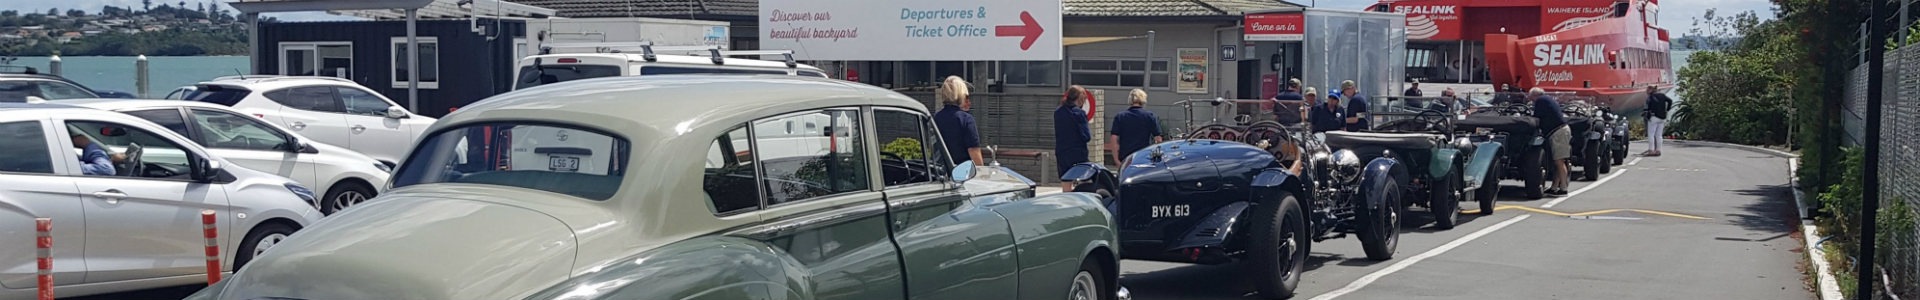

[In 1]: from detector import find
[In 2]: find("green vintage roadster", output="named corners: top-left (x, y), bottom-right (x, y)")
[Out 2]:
top-left (186, 75), bottom-right (1125, 300)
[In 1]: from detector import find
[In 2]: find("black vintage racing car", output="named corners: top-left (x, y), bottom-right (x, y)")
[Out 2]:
top-left (1560, 96), bottom-right (1612, 181)
top-left (1343, 96), bottom-right (1503, 226)
top-left (1065, 98), bottom-right (1400, 299)
top-left (1458, 95), bottom-right (1549, 199)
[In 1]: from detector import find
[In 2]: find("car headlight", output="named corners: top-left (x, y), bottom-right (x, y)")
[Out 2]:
top-left (285, 183), bottom-right (317, 206)
top-left (374, 161), bottom-right (393, 173)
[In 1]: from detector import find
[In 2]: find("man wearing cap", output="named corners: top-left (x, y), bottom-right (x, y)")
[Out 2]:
top-left (1404, 79), bottom-right (1423, 97)
top-left (1309, 90), bottom-right (1348, 133)
top-left (1341, 80), bottom-right (1370, 131)
top-left (1272, 78), bottom-right (1307, 125)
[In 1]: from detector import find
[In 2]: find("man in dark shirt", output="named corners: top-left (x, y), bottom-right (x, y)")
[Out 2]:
top-left (1341, 82), bottom-right (1371, 132)
top-left (1404, 79), bottom-right (1423, 97)
top-left (1111, 88), bottom-right (1163, 163)
top-left (1310, 93), bottom-right (1348, 133)
top-left (1054, 86), bottom-right (1092, 190)
top-left (1272, 78), bottom-right (1306, 125)
top-left (1530, 88), bottom-right (1571, 196)
top-left (1642, 85), bottom-right (1672, 156)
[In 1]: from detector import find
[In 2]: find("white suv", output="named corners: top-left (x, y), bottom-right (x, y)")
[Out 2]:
top-left (511, 46), bottom-right (827, 90)
top-left (179, 76), bottom-right (436, 166)
top-left (0, 102), bottom-right (321, 299)
top-left (65, 99), bottom-right (393, 214)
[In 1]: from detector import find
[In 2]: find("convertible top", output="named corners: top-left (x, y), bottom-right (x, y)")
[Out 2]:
top-left (1456, 114), bottom-right (1539, 135)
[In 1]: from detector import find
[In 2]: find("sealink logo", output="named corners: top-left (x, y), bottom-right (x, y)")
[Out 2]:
top-left (1393, 5), bottom-right (1457, 14)
top-left (1532, 43), bottom-right (1607, 66)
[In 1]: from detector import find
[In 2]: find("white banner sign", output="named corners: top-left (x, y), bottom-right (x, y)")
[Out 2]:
top-left (759, 0), bottom-right (1063, 61)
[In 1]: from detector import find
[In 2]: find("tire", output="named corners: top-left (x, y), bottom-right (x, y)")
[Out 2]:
top-left (1070, 258), bottom-right (1112, 300)
top-left (1599, 148), bottom-right (1614, 174)
top-left (1581, 141), bottom-right (1602, 181)
top-left (234, 222), bottom-right (296, 269)
top-left (1248, 194), bottom-right (1309, 299)
top-left (321, 181), bottom-right (376, 215)
top-left (1517, 145), bottom-right (1546, 199)
top-left (1429, 171), bottom-right (1460, 229)
top-left (1356, 179), bottom-right (1400, 260)
top-left (1476, 158), bottom-right (1504, 215)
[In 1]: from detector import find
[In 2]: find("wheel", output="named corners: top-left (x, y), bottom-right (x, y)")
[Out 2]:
top-left (1581, 141), bottom-right (1602, 181)
top-left (1248, 194), bottom-right (1309, 299)
top-left (1516, 145), bottom-right (1546, 199)
top-left (234, 222), bottom-right (296, 269)
top-left (1475, 158), bottom-right (1504, 215)
top-left (1429, 172), bottom-right (1460, 229)
top-left (1611, 141), bottom-right (1628, 165)
top-left (1356, 179), bottom-right (1400, 260)
top-left (321, 181), bottom-right (376, 215)
top-left (1069, 258), bottom-right (1111, 300)
top-left (1599, 148), bottom-right (1614, 174)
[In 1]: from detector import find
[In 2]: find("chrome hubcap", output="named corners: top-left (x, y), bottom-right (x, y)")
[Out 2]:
top-left (1070, 270), bottom-right (1098, 300)
top-left (253, 233), bottom-right (288, 257)
top-left (331, 191), bottom-right (368, 212)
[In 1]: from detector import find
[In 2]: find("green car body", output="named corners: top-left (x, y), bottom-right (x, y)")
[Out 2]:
top-left (188, 75), bottom-right (1122, 300)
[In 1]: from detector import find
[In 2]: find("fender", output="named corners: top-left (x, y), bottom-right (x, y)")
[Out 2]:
top-left (1171, 201), bottom-right (1250, 251)
top-left (1357, 157), bottom-right (1404, 210)
top-left (1428, 148), bottom-right (1461, 179)
top-left (1463, 141), bottom-right (1503, 190)
top-left (521, 236), bottom-right (813, 300)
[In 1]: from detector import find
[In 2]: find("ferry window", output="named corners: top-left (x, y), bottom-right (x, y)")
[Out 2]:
top-left (391, 37), bottom-right (441, 89)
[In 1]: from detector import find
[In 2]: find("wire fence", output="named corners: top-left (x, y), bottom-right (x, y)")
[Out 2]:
top-left (1844, 43), bottom-right (1920, 300)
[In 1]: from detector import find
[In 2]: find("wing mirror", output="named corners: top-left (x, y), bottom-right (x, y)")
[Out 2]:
top-left (288, 140), bottom-right (319, 154)
top-left (385, 106), bottom-right (410, 119)
top-left (191, 159), bottom-right (224, 183)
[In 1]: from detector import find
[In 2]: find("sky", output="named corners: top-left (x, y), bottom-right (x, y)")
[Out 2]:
top-left (2, 0), bottom-right (1776, 34)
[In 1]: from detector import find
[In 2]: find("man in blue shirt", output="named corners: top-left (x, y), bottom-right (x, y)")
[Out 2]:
top-left (1309, 91), bottom-right (1347, 133)
top-left (1530, 88), bottom-right (1571, 196)
top-left (1271, 78), bottom-right (1306, 125)
top-left (70, 134), bottom-right (116, 176)
top-left (1054, 86), bottom-right (1092, 190)
top-left (931, 76), bottom-right (983, 167)
top-left (1340, 80), bottom-right (1371, 131)
top-left (1110, 88), bottom-right (1163, 163)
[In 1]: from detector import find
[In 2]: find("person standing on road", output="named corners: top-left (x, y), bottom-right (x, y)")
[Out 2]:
top-left (1404, 79), bottom-right (1423, 97)
top-left (932, 76), bottom-right (985, 167)
top-left (1341, 80), bottom-right (1371, 131)
top-left (1531, 88), bottom-right (1572, 196)
top-left (1055, 85), bottom-right (1092, 190)
top-left (1111, 88), bottom-right (1163, 164)
top-left (1643, 85), bottom-right (1672, 157)
top-left (1272, 78), bottom-right (1307, 125)
top-left (1310, 90), bottom-right (1348, 133)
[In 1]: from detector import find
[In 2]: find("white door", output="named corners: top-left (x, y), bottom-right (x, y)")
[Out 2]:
top-left (58, 119), bottom-right (232, 284)
top-left (0, 119), bottom-right (86, 289)
top-left (186, 108), bottom-right (316, 186)
top-left (336, 86), bottom-right (415, 164)
top-left (270, 86), bottom-right (353, 153)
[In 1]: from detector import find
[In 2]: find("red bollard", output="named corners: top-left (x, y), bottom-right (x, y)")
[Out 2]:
top-left (201, 210), bottom-right (221, 284)
top-left (35, 218), bottom-right (52, 300)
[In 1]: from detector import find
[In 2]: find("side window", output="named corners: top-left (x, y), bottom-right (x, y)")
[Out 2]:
top-left (874, 109), bottom-right (935, 186)
top-left (65, 121), bottom-right (197, 179)
top-left (36, 81), bottom-right (97, 100)
top-left (189, 109), bottom-right (292, 151)
top-left (921, 117), bottom-right (953, 177)
top-left (265, 86), bottom-right (343, 113)
top-left (337, 87), bottom-right (394, 116)
top-left (0, 121), bottom-right (54, 174)
top-left (122, 109), bottom-right (191, 137)
top-left (755, 109), bottom-right (869, 204)
top-left (703, 125), bottom-right (759, 214)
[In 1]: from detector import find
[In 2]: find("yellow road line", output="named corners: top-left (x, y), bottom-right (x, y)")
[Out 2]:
top-left (1460, 205), bottom-right (1710, 220)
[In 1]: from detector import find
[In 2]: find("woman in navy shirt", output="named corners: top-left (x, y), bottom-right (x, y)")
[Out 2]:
top-left (1054, 85), bottom-right (1092, 190)
top-left (932, 76), bottom-right (984, 167)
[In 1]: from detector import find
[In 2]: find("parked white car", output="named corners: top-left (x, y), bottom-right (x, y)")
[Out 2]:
top-left (178, 76), bottom-right (436, 166)
top-left (64, 99), bottom-right (392, 214)
top-left (0, 102), bottom-right (322, 299)
top-left (510, 50), bottom-right (827, 91)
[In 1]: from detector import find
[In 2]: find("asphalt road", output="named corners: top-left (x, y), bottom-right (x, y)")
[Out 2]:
top-left (1119, 140), bottom-right (1812, 300)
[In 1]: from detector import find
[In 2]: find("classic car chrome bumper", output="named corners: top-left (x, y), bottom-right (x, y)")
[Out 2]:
top-left (1117, 286), bottom-right (1134, 300)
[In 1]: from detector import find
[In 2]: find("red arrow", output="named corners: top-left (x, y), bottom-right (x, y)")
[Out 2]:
top-left (995, 11), bottom-right (1043, 50)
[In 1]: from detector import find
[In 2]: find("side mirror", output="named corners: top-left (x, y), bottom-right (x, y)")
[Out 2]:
top-left (293, 141), bottom-right (318, 154)
top-left (951, 161), bottom-right (976, 183)
top-left (192, 159), bottom-right (224, 183)
top-left (385, 106), bottom-right (410, 119)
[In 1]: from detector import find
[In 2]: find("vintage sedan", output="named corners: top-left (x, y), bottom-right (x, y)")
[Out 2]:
top-left (188, 75), bottom-right (1125, 300)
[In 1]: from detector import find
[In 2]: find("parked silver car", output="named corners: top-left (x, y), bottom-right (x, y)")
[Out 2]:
top-left (189, 75), bottom-right (1123, 300)
top-left (0, 103), bottom-right (322, 299)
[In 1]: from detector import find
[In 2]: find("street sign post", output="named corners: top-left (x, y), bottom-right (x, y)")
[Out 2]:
top-left (760, 0), bottom-right (1063, 61)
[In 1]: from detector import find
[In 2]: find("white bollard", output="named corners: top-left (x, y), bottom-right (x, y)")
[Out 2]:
top-left (47, 55), bottom-right (60, 76)
top-left (136, 55), bottom-right (149, 98)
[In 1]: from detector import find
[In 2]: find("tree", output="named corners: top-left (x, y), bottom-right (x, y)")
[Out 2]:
top-left (47, 8), bottom-right (58, 16)
top-left (144, 0), bottom-right (153, 12)
top-left (0, 11), bottom-right (16, 18)
top-left (66, 9), bottom-right (85, 18)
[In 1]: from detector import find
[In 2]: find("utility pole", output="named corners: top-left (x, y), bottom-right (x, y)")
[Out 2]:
top-left (1860, 0), bottom-right (1885, 298)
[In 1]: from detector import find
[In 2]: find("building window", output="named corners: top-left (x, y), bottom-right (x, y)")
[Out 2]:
top-left (278, 42), bottom-right (351, 78)
top-left (1068, 58), bottom-right (1168, 89)
top-left (1002, 61), bottom-right (1062, 86)
top-left (391, 37), bottom-right (440, 89)
top-left (1407, 49), bottom-right (1434, 67)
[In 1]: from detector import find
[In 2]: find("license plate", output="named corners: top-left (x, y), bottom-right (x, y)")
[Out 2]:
top-left (548, 156), bottom-right (580, 172)
top-left (1150, 205), bottom-right (1190, 218)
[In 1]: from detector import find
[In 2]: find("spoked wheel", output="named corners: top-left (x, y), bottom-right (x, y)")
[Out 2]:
top-left (1581, 140), bottom-right (1602, 181)
top-left (322, 182), bottom-right (376, 215)
top-left (1517, 146), bottom-right (1547, 199)
top-left (1357, 179), bottom-right (1400, 260)
top-left (1249, 194), bottom-right (1309, 299)
top-left (1476, 158), bottom-right (1504, 215)
top-left (1429, 171), bottom-right (1460, 229)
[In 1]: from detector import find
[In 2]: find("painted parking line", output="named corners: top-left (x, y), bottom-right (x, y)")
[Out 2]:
top-left (1540, 168), bottom-right (1629, 208)
top-left (1628, 157), bottom-right (1644, 166)
top-left (1306, 214), bottom-right (1532, 300)
top-left (1463, 204), bottom-right (1710, 220)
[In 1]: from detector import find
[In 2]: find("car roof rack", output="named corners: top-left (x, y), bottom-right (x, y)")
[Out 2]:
top-left (540, 42), bottom-right (799, 68)
top-left (204, 75), bottom-right (356, 84)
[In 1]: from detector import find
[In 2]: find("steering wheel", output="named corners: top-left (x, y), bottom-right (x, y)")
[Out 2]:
top-left (122, 142), bottom-right (144, 177)
top-left (1415, 109), bottom-right (1452, 131)
top-left (880, 151), bottom-right (924, 182)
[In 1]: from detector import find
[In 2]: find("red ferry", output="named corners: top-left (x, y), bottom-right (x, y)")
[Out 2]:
top-left (1372, 0), bottom-right (1672, 114)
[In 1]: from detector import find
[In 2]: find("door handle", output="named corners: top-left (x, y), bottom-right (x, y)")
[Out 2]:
top-left (351, 125), bottom-right (367, 133)
top-left (92, 189), bottom-right (126, 204)
top-left (290, 121), bottom-right (307, 130)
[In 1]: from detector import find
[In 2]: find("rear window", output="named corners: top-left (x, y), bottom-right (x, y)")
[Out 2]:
top-left (516, 65), bottom-right (621, 90)
top-left (392, 122), bottom-right (630, 200)
top-left (185, 86), bottom-right (252, 106)
top-left (639, 66), bottom-right (790, 76)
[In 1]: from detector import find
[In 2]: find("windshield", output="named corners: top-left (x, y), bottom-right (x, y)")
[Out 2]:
top-left (515, 65), bottom-right (621, 90)
top-left (392, 122), bottom-right (630, 200)
top-left (184, 86), bottom-right (251, 106)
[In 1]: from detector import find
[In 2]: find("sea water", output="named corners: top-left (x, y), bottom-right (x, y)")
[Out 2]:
top-left (4, 56), bottom-right (252, 96)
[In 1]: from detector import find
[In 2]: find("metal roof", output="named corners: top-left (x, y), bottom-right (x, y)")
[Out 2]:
top-left (503, 0), bottom-right (754, 18)
top-left (339, 0), bottom-right (556, 19)
top-left (227, 0), bottom-right (436, 13)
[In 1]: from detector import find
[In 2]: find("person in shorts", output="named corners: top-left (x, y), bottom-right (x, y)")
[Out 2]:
top-left (1530, 88), bottom-right (1571, 196)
